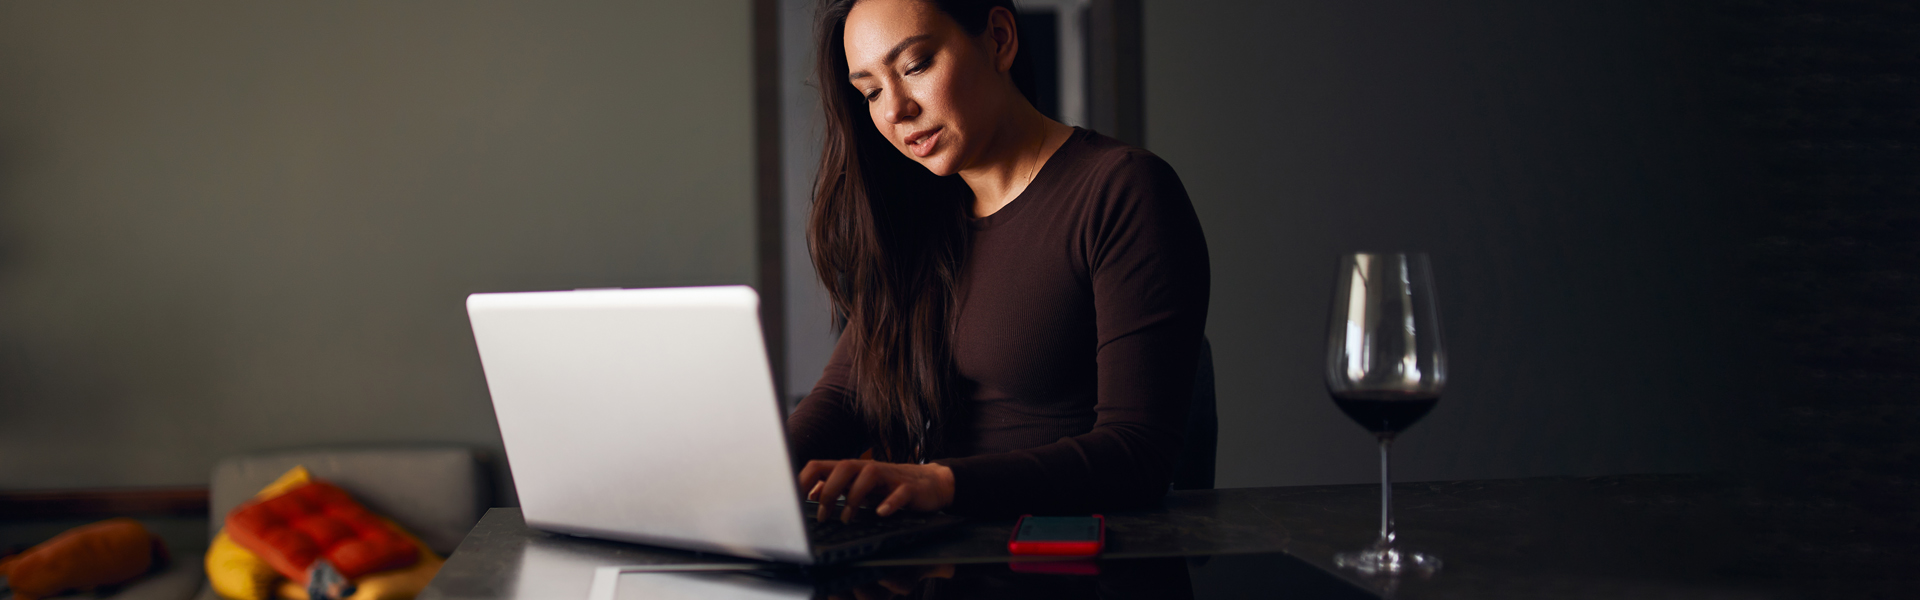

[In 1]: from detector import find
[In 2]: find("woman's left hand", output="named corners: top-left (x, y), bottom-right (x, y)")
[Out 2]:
top-left (798, 459), bottom-right (955, 522)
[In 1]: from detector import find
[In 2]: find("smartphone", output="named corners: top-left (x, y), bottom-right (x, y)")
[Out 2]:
top-left (1007, 515), bottom-right (1105, 556)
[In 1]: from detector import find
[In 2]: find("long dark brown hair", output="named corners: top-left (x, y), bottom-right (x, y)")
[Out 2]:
top-left (808, 0), bottom-right (1035, 462)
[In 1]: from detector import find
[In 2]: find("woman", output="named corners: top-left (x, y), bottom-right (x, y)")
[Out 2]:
top-left (789, 0), bottom-right (1209, 522)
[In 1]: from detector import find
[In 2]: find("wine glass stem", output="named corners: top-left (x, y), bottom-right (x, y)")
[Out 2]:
top-left (1377, 436), bottom-right (1395, 551)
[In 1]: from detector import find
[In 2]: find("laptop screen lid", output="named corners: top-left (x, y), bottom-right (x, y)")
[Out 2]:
top-left (468, 286), bottom-right (814, 563)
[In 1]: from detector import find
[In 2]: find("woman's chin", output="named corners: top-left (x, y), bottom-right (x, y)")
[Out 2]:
top-left (914, 155), bottom-right (959, 177)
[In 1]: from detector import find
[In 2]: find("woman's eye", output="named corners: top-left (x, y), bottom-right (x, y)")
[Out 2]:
top-left (905, 59), bottom-right (930, 76)
top-left (864, 89), bottom-right (880, 102)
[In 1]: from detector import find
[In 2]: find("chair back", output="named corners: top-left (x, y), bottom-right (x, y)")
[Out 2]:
top-left (1171, 337), bottom-right (1217, 491)
top-left (208, 445), bottom-right (490, 555)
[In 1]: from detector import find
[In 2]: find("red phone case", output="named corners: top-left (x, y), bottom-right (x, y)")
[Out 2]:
top-left (1007, 514), bottom-right (1105, 556)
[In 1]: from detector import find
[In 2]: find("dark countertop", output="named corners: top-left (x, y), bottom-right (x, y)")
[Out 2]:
top-left (422, 474), bottom-right (1912, 599)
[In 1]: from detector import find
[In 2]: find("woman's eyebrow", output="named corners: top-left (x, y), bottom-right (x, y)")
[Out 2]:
top-left (849, 34), bottom-right (933, 81)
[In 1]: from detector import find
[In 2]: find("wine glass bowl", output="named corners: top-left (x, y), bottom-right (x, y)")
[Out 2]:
top-left (1325, 252), bottom-right (1444, 575)
top-left (1326, 252), bottom-right (1446, 403)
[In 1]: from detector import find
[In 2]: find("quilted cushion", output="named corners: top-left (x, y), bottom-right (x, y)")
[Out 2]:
top-left (224, 481), bottom-right (420, 583)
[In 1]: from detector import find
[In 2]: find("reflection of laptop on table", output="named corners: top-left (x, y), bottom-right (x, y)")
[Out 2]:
top-left (467, 285), bottom-right (961, 565)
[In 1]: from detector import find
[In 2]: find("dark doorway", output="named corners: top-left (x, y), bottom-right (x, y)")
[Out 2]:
top-left (1016, 9), bottom-right (1061, 121)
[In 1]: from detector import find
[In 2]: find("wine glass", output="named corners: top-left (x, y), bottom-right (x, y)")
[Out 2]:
top-left (1325, 252), bottom-right (1445, 575)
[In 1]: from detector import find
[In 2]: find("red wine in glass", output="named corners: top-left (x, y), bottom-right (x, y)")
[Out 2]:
top-left (1331, 391), bottom-right (1439, 436)
top-left (1325, 252), bottom-right (1445, 575)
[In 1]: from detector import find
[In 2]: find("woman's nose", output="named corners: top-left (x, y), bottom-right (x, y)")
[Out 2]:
top-left (882, 91), bottom-right (917, 124)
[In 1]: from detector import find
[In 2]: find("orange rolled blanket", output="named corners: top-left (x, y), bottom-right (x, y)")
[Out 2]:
top-left (0, 518), bottom-right (170, 600)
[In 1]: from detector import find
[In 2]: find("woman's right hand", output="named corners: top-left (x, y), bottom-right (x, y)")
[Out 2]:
top-left (799, 459), bottom-right (955, 522)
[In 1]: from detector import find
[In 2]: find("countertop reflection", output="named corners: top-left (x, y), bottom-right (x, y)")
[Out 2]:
top-left (424, 475), bottom-right (1911, 599)
top-left (608, 558), bottom-right (1195, 600)
top-left (598, 553), bottom-right (1377, 600)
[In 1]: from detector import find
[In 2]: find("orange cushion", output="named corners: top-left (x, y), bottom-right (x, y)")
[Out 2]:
top-left (224, 481), bottom-right (420, 583)
top-left (0, 518), bottom-right (167, 600)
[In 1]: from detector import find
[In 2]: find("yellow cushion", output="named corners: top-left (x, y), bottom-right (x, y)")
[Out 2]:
top-left (205, 465), bottom-right (444, 600)
top-left (206, 532), bottom-right (277, 600)
top-left (255, 465), bottom-right (315, 499)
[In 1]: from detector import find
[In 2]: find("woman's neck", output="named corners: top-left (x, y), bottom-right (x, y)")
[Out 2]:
top-left (959, 107), bottom-right (1072, 219)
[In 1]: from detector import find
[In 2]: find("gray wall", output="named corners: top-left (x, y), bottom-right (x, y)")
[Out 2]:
top-left (0, 1), bottom-right (756, 491)
top-left (1146, 1), bottom-right (1749, 487)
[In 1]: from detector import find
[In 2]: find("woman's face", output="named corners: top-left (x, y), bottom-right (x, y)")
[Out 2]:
top-left (843, 0), bottom-right (1014, 177)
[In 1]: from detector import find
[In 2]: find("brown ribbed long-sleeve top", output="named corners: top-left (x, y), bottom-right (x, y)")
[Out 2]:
top-left (786, 129), bottom-right (1210, 516)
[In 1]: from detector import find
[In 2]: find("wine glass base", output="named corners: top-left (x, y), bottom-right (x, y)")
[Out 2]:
top-left (1334, 547), bottom-right (1441, 575)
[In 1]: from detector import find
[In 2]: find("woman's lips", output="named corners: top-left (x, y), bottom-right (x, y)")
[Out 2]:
top-left (907, 127), bottom-right (942, 158)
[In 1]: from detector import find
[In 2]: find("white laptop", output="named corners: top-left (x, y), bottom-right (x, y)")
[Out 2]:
top-left (466, 285), bottom-right (959, 565)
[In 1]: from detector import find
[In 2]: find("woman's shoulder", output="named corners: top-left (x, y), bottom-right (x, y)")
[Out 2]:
top-left (1049, 130), bottom-right (1206, 278)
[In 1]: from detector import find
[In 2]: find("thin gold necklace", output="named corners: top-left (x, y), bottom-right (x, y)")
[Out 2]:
top-left (1023, 130), bottom-right (1046, 189)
